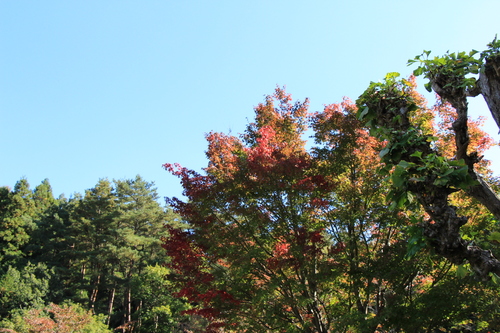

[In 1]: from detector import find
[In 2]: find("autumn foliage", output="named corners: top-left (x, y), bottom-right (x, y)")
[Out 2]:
top-left (163, 84), bottom-right (500, 332)
top-left (163, 88), bottom-right (336, 331)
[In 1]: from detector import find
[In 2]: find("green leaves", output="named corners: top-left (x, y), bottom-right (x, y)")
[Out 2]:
top-left (405, 224), bottom-right (426, 259)
top-left (385, 72), bottom-right (401, 81)
top-left (487, 231), bottom-right (500, 243)
top-left (406, 42), bottom-right (500, 94)
top-left (386, 145), bottom-right (477, 209)
top-left (483, 35), bottom-right (500, 58)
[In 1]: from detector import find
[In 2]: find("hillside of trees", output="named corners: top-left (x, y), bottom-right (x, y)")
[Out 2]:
top-left (2, 41), bottom-right (500, 332)
top-left (0, 176), bottom-right (200, 332)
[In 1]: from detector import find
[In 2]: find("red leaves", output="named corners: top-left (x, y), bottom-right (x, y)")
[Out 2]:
top-left (245, 126), bottom-right (313, 187)
top-left (162, 88), bottom-right (349, 330)
top-left (162, 227), bottom-right (207, 277)
top-left (293, 174), bottom-right (333, 192)
top-left (162, 226), bottom-right (239, 329)
top-left (266, 228), bottom-right (327, 270)
top-left (267, 240), bottom-right (292, 270)
top-left (163, 163), bottom-right (215, 201)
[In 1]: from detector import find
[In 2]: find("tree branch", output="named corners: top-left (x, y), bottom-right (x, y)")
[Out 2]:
top-left (478, 54), bottom-right (500, 132)
top-left (431, 75), bottom-right (500, 222)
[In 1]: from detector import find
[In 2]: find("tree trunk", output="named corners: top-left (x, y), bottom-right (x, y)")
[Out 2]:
top-left (478, 54), bottom-right (500, 132)
top-left (106, 286), bottom-right (116, 326)
top-left (136, 299), bottom-right (143, 332)
top-left (80, 263), bottom-right (86, 280)
top-left (90, 274), bottom-right (100, 313)
top-left (124, 285), bottom-right (132, 324)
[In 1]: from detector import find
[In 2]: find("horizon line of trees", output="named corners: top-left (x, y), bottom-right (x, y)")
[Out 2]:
top-left (0, 175), bottom-right (205, 333)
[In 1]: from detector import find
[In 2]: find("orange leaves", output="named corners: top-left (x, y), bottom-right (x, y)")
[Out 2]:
top-left (273, 240), bottom-right (291, 257)
top-left (433, 98), bottom-right (497, 171)
top-left (245, 86), bottom-right (309, 152)
top-left (310, 98), bottom-right (386, 203)
top-left (162, 87), bottom-right (355, 331)
top-left (311, 98), bottom-right (383, 168)
top-left (22, 303), bottom-right (93, 333)
top-left (199, 90), bottom-right (318, 194)
top-left (205, 132), bottom-right (243, 180)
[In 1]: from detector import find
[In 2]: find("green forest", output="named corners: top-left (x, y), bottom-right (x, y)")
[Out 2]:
top-left (2, 42), bottom-right (500, 333)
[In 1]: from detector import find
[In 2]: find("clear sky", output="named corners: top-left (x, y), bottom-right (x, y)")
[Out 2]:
top-left (1, 0), bottom-right (499, 202)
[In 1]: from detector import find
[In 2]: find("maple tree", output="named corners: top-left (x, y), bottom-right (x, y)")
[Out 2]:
top-left (164, 89), bottom-right (333, 332)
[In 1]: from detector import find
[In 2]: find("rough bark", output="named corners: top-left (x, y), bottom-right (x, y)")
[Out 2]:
top-left (478, 54), bottom-right (500, 131)
top-left (431, 75), bottom-right (500, 221)
top-left (409, 178), bottom-right (500, 279)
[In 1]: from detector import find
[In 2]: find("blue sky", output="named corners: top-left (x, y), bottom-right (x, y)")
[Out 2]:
top-left (1, 1), bottom-right (499, 202)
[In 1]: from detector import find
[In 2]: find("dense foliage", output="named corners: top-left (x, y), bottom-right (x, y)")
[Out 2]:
top-left (0, 176), bottom-right (194, 333)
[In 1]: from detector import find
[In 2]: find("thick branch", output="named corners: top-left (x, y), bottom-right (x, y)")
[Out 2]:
top-left (478, 54), bottom-right (500, 132)
top-left (400, 124), bottom-right (500, 279)
top-left (431, 76), bottom-right (500, 222)
top-left (409, 179), bottom-right (500, 280)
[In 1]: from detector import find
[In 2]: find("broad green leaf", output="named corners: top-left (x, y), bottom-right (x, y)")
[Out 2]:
top-left (413, 67), bottom-right (424, 76)
top-left (398, 160), bottom-right (415, 169)
top-left (456, 265), bottom-right (468, 278)
top-left (441, 168), bottom-right (454, 177)
top-left (358, 106), bottom-right (370, 120)
top-left (392, 168), bottom-right (406, 188)
top-left (433, 177), bottom-right (449, 186)
top-left (379, 148), bottom-right (390, 158)
top-left (410, 151), bottom-right (423, 159)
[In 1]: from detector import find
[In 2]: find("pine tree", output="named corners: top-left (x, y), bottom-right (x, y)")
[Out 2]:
top-left (0, 179), bottom-right (37, 266)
